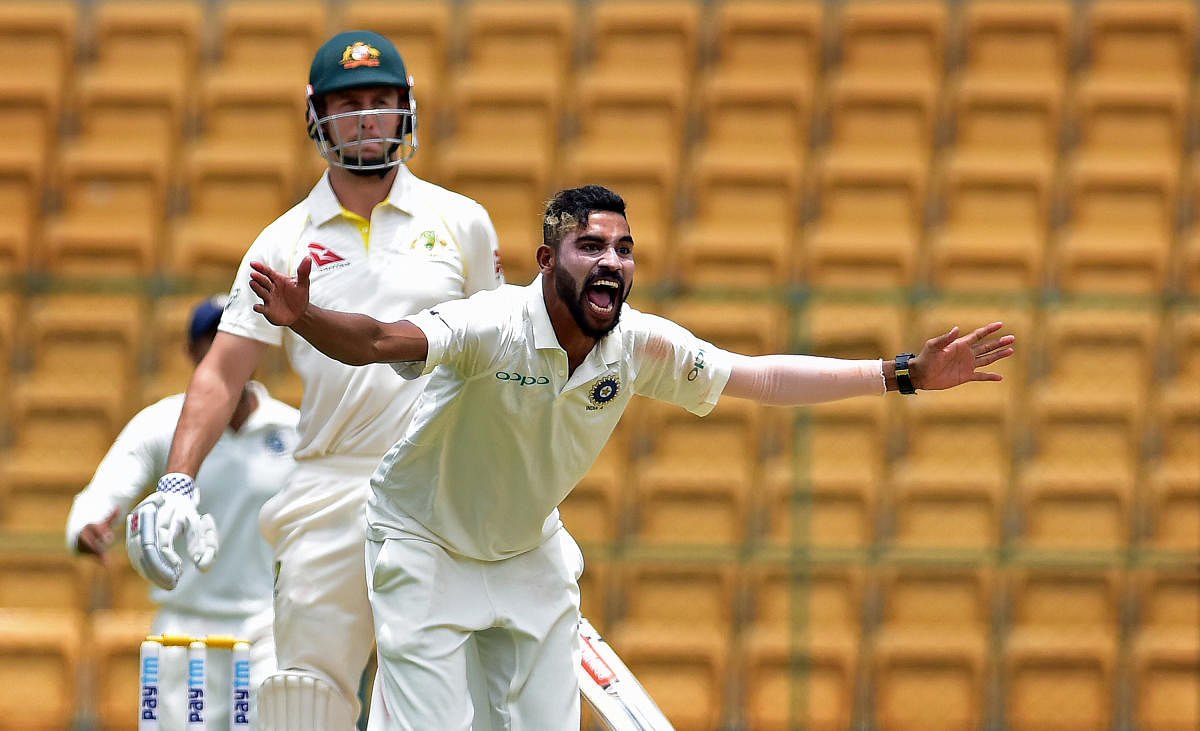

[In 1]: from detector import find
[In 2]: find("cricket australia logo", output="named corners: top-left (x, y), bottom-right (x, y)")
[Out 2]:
top-left (411, 230), bottom-right (450, 253)
top-left (586, 375), bottom-right (621, 410)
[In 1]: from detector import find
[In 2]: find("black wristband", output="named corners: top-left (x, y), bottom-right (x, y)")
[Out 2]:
top-left (895, 352), bottom-right (917, 395)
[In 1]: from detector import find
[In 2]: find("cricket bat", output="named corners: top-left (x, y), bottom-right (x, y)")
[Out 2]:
top-left (577, 617), bottom-right (675, 731)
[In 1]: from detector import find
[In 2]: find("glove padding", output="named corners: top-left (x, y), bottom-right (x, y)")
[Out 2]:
top-left (126, 474), bottom-right (218, 590)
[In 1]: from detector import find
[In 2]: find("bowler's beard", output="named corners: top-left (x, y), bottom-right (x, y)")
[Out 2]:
top-left (554, 265), bottom-right (627, 339)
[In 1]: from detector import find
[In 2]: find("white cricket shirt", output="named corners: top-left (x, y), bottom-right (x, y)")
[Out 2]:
top-left (367, 278), bottom-right (735, 560)
top-left (66, 383), bottom-right (300, 617)
top-left (219, 165), bottom-right (504, 461)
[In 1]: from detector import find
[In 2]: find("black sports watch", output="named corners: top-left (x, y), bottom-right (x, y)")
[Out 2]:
top-left (895, 353), bottom-right (917, 395)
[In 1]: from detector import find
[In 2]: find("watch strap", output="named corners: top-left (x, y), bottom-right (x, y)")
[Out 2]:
top-left (895, 352), bottom-right (917, 395)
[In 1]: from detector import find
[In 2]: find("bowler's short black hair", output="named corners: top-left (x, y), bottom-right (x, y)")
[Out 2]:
top-left (543, 185), bottom-right (626, 250)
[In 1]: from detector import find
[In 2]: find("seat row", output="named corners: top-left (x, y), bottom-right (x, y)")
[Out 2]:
top-left (2, 0), bottom-right (1199, 293)
top-left (0, 550), bottom-right (1195, 730)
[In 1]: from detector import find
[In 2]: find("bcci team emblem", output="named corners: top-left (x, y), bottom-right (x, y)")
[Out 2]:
top-left (341, 42), bottom-right (381, 69)
top-left (587, 375), bottom-right (621, 410)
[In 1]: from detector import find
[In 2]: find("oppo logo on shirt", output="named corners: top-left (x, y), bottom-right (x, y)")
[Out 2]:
top-left (495, 371), bottom-right (551, 387)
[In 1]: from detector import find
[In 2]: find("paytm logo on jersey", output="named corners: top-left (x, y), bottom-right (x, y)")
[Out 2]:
top-left (494, 371), bottom-right (551, 387)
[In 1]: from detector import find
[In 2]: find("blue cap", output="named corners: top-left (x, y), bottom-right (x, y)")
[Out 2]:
top-left (188, 295), bottom-right (228, 343)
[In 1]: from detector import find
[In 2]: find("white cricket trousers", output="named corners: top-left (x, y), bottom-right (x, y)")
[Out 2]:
top-left (366, 526), bottom-right (585, 730)
top-left (258, 458), bottom-right (377, 720)
top-left (151, 606), bottom-right (275, 731)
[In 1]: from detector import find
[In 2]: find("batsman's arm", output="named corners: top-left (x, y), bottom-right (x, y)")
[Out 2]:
top-left (165, 332), bottom-right (266, 476)
top-left (249, 257), bottom-right (430, 366)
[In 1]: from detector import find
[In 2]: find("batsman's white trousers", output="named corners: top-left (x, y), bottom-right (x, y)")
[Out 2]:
top-left (366, 526), bottom-right (585, 730)
top-left (259, 458), bottom-right (377, 722)
top-left (151, 606), bottom-right (275, 731)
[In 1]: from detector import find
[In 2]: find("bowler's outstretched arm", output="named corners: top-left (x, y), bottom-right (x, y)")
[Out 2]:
top-left (249, 257), bottom-right (429, 366)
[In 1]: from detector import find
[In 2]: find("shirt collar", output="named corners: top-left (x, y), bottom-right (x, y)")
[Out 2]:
top-left (526, 275), bottom-right (624, 366)
top-left (307, 164), bottom-right (418, 226)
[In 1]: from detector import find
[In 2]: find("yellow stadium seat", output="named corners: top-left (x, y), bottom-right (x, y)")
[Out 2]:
top-left (580, 0), bottom-right (700, 101)
top-left (1132, 628), bottom-right (1200, 731)
top-left (1146, 393), bottom-right (1200, 551)
top-left (1004, 566), bottom-right (1122, 731)
top-left (212, 0), bottom-right (327, 93)
top-left (0, 0), bottom-right (77, 133)
top-left (693, 2), bottom-right (820, 263)
top-left (169, 152), bottom-right (298, 282)
top-left (458, 0), bottom-right (574, 82)
top-left (1056, 159), bottom-right (1178, 293)
top-left (1082, 0), bottom-right (1196, 86)
top-left (708, 1), bottom-right (823, 87)
top-left (675, 166), bottom-right (800, 289)
top-left (959, 0), bottom-right (1072, 88)
top-left (608, 559), bottom-right (733, 730)
top-left (440, 1), bottom-right (573, 191)
top-left (951, 81), bottom-right (1063, 169)
top-left (929, 153), bottom-right (1052, 291)
top-left (661, 297), bottom-right (789, 356)
top-left (42, 164), bottom-right (165, 277)
top-left (76, 0), bottom-right (204, 138)
top-left (836, 0), bottom-right (947, 86)
top-left (569, 0), bottom-right (700, 224)
top-left (0, 608), bottom-right (84, 730)
top-left (89, 608), bottom-right (156, 730)
top-left (632, 417), bottom-right (756, 547)
top-left (804, 155), bottom-right (927, 289)
top-left (872, 630), bottom-right (988, 731)
top-left (0, 549), bottom-right (92, 612)
top-left (0, 163), bottom-right (37, 275)
top-left (576, 559), bottom-right (611, 631)
top-left (741, 562), bottom-right (864, 730)
top-left (1134, 565), bottom-right (1200, 633)
top-left (762, 399), bottom-right (886, 549)
top-left (741, 629), bottom-right (859, 731)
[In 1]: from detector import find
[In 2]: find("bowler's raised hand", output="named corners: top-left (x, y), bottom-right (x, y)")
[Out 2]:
top-left (250, 256), bottom-right (312, 327)
top-left (911, 322), bottom-right (1016, 391)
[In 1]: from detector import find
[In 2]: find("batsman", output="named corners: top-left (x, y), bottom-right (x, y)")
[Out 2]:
top-left (246, 184), bottom-right (1016, 729)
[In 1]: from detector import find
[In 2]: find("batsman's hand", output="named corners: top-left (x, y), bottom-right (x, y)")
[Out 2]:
top-left (126, 473), bottom-right (219, 590)
top-left (250, 256), bottom-right (311, 327)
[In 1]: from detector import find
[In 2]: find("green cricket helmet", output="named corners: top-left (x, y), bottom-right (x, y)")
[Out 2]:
top-left (306, 30), bottom-right (418, 173)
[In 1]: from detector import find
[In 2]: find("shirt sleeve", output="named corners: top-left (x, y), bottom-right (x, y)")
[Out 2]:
top-left (630, 312), bottom-right (734, 417)
top-left (388, 297), bottom-right (475, 380)
top-left (65, 402), bottom-right (173, 552)
top-left (457, 203), bottom-right (505, 294)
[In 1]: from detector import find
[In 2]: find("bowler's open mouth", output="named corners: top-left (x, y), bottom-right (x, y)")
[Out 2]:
top-left (584, 277), bottom-right (621, 315)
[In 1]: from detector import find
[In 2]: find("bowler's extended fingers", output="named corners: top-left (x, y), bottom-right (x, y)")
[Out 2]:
top-left (973, 334), bottom-right (1016, 357)
top-left (929, 326), bottom-right (960, 350)
top-left (971, 370), bottom-right (1004, 382)
top-left (963, 322), bottom-right (1004, 345)
top-left (975, 347), bottom-right (1014, 369)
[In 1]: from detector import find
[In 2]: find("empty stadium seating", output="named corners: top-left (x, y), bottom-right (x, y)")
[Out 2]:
top-left (0, 1), bottom-right (1196, 727)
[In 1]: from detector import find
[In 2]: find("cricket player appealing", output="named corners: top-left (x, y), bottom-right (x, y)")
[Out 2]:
top-left (123, 31), bottom-right (505, 729)
top-left (246, 184), bottom-right (1018, 729)
top-left (68, 296), bottom-right (298, 730)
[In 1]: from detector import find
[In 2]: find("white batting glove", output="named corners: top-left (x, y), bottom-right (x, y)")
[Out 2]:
top-left (126, 473), bottom-right (219, 590)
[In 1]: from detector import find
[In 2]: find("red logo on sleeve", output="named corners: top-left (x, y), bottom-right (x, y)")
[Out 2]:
top-left (308, 243), bottom-right (345, 267)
